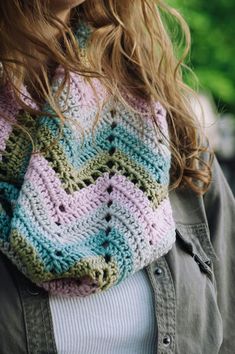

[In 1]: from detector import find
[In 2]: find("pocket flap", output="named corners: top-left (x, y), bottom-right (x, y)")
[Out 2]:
top-left (176, 222), bottom-right (219, 263)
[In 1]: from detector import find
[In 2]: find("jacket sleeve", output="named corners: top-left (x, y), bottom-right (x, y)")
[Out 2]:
top-left (203, 156), bottom-right (235, 354)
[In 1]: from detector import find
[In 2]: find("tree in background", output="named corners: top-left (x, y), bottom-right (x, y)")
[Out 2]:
top-left (168, 0), bottom-right (235, 114)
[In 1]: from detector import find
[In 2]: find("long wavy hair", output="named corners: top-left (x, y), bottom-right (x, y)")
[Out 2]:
top-left (0, 0), bottom-right (213, 194)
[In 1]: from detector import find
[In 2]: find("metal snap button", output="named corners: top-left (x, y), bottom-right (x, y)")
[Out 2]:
top-left (154, 267), bottom-right (163, 276)
top-left (205, 259), bottom-right (212, 267)
top-left (163, 334), bottom-right (171, 347)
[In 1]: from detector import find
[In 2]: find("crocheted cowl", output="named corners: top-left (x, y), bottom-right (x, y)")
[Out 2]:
top-left (0, 20), bottom-right (176, 296)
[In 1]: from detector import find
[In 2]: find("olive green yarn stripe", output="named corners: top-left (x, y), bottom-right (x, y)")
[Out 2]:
top-left (0, 112), bottom-right (37, 183)
top-left (9, 229), bottom-right (119, 290)
top-left (33, 125), bottom-right (168, 206)
top-left (32, 123), bottom-right (85, 193)
top-left (77, 149), bottom-right (169, 208)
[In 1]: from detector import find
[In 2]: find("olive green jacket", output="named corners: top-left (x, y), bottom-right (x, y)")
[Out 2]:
top-left (0, 157), bottom-right (234, 354)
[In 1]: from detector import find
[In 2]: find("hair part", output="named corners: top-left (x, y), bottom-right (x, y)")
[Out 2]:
top-left (0, 0), bottom-right (213, 195)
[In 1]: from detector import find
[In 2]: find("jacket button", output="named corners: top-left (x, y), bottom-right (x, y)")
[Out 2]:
top-left (205, 259), bottom-right (212, 267)
top-left (163, 334), bottom-right (171, 346)
top-left (154, 267), bottom-right (163, 276)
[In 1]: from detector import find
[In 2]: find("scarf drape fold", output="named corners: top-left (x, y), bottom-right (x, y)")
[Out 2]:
top-left (0, 20), bottom-right (176, 296)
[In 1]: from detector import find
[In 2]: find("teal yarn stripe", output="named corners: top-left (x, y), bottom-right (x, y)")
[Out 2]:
top-left (9, 194), bottom-right (139, 275)
top-left (37, 114), bottom-right (170, 184)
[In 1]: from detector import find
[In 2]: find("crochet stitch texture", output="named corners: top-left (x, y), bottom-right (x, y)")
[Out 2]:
top-left (0, 21), bottom-right (176, 296)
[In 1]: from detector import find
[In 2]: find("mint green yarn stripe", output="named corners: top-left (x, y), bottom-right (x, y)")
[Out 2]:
top-left (8, 224), bottom-right (133, 280)
top-left (11, 187), bottom-right (146, 254)
top-left (0, 112), bottom-right (37, 182)
top-left (10, 189), bottom-right (147, 274)
top-left (30, 121), bottom-right (169, 199)
top-left (37, 113), bottom-right (168, 171)
top-left (2, 230), bottom-right (120, 284)
top-left (95, 124), bottom-right (170, 184)
top-left (11, 175), bottom-right (167, 269)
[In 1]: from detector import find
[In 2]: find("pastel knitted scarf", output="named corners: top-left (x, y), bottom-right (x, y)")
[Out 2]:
top-left (0, 20), bottom-right (176, 296)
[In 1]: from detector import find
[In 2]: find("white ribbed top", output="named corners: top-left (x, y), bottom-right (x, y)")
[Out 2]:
top-left (49, 268), bottom-right (157, 354)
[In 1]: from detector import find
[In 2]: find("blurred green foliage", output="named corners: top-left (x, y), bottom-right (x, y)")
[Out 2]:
top-left (167, 0), bottom-right (235, 114)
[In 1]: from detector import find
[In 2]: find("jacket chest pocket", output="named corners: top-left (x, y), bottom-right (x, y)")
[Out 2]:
top-left (165, 222), bottom-right (223, 354)
top-left (176, 223), bottom-right (219, 290)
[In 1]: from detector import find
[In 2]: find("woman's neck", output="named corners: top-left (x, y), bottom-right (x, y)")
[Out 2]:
top-left (52, 8), bottom-right (71, 27)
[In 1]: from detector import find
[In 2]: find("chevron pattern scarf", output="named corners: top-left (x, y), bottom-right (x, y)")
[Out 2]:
top-left (0, 20), bottom-right (176, 296)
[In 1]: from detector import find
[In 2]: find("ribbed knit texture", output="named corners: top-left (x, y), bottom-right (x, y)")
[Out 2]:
top-left (0, 20), bottom-right (176, 296)
top-left (49, 268), bottom-right (157, 354)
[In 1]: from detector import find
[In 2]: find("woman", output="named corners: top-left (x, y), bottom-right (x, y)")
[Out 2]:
top-left (0, 1), bottom-right (234, 353)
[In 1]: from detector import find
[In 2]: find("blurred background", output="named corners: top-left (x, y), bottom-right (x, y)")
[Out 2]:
top-left (168, 0), bottom-right (235, 194)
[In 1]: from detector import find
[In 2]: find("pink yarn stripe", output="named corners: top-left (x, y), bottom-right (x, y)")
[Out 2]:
top-left (0, 119), bottom-right (13, 158)
top-left (23, 153), bottom-right (172, 247)
top-left (24, 154), bottom-right (167, 221)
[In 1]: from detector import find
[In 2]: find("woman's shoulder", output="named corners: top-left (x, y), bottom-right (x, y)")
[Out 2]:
top-left (170, 154), bottom-right (235, 229)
